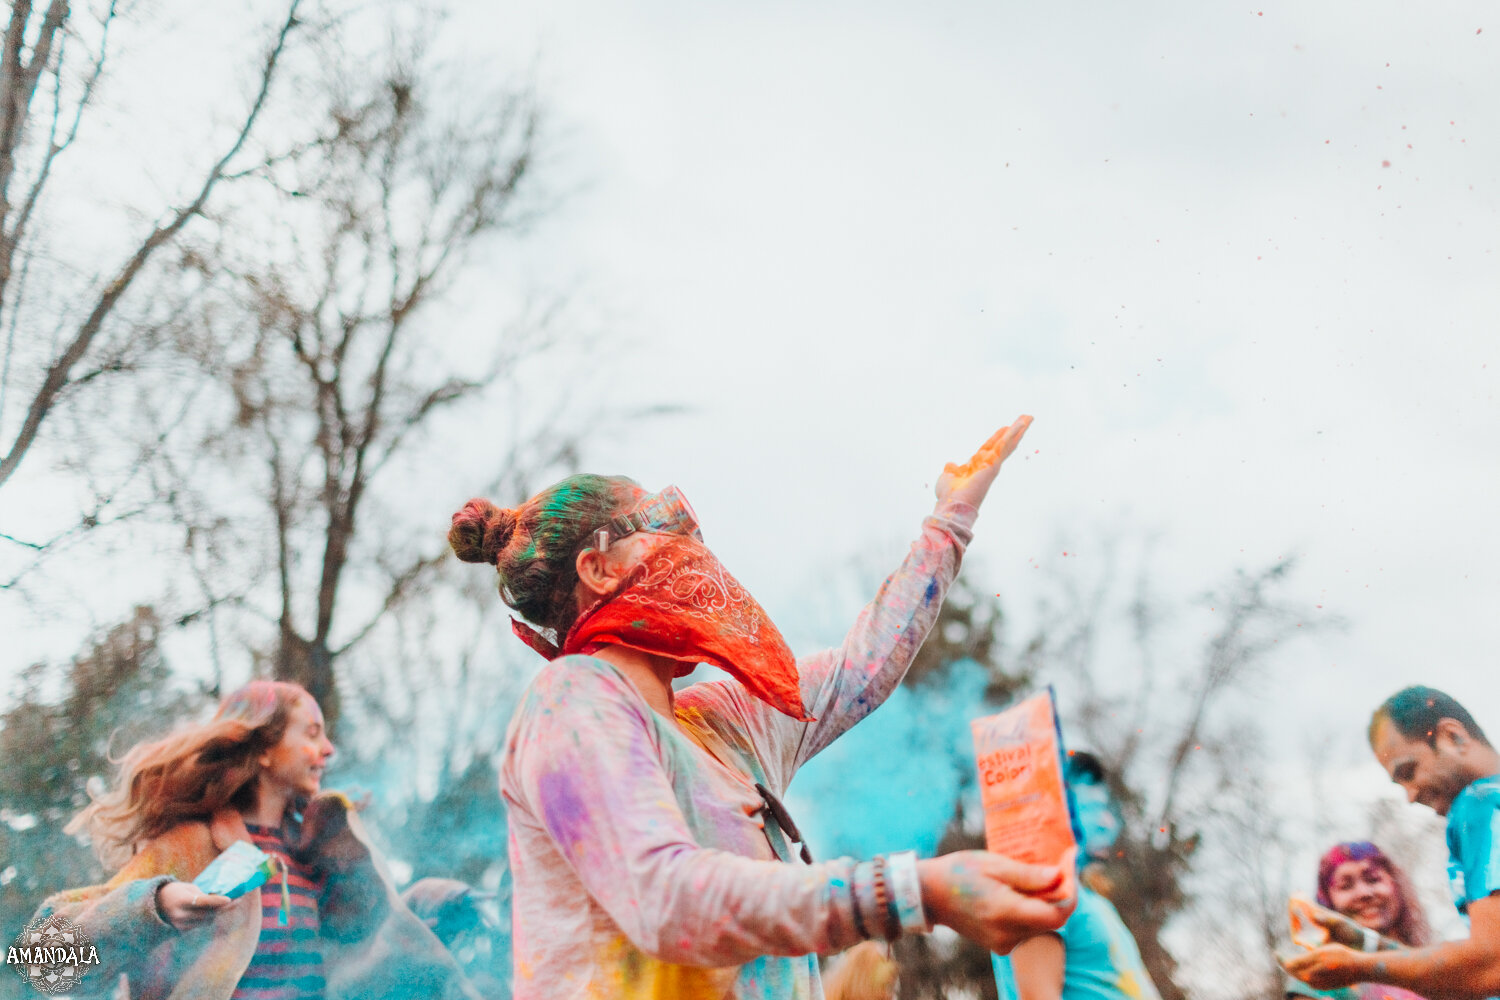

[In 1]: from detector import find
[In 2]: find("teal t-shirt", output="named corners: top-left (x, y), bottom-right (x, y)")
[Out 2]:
top-left (993, 886), bottom-right (1161, 1000)
top-left (1446, 773), bottom-right (1500, 918)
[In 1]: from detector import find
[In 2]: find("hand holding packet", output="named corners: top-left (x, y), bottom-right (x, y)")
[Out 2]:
top-left (193, 840), bottom-right (278, 901)
top-left (970, 688), bottom-right (1077, 868)
top-left (1287, 894), bottom-right (1403, 952)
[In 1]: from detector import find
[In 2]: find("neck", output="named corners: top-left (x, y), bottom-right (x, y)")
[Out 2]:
top-left (594, 644), bottom-right (681, 721)
top-left (1468, 746), bottom-right (1500, 784)
top-left (242, 782), bottom-right (291, 829)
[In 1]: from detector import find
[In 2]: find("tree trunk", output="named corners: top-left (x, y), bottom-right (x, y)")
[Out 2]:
top-left (274, 627), bottom-right (341, 733)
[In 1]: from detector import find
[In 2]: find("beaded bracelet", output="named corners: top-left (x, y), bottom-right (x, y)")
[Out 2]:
top-left (870, 855), bottom-right (901, 941)
top-left (855, 860), bottom-right (885, 941)
top-left (849, 861), bottom-right (874, 940)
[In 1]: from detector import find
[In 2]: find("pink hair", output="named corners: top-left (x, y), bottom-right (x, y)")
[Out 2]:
top-left (1316, 841), bottom-right (1432, 947)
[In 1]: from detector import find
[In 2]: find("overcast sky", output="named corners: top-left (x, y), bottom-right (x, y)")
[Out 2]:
top-left (7, 0), bottom-right (1496, 780)
top-left (437, 0), bottom-right (1499, 763)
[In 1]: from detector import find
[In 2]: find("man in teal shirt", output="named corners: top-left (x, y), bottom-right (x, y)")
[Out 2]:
top-left (1285, 686), bottom-right (1500, 998)
top-left (994, 752), bottom-right (1162, 1000)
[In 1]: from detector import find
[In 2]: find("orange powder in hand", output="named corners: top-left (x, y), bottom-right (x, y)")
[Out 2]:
top-left (970, 689), bottom-right (1076, 867)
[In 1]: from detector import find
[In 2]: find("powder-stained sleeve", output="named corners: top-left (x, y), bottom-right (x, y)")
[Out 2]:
top-left (32, 875), bottom-right (179, 996)
top-left (506, 657), bottom-right (863, 967)
top-left (725, 498), bottom-right (977, 792)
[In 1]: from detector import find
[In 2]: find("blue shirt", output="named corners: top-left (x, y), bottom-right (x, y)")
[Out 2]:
top-left (994, 886), bottom-right (1161, 1000)
top-left (1447, 773), bottom-right (1500, 918)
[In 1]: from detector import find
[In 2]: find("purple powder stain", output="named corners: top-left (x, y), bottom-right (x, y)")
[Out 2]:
top-left (538, 769), bottom-right (590, 855)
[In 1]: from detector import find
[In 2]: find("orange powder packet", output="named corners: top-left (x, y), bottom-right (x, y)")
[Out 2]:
top-left (1287, 894), bottom-right (1402, 952)
top-left (1287, 894), bottom-right (1333, 950)
top-left (970, 688), bottom-right (1077, 867)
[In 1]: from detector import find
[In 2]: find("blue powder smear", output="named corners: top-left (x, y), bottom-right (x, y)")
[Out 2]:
top-left (789, 658), bottom-right (988, 858)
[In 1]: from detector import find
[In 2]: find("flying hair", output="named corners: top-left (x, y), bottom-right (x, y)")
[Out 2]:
top-left (66, 680), bottom-right (312, 871)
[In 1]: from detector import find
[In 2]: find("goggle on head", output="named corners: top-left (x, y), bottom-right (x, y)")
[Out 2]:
top-left (590, 485), bottom-right (703, 552)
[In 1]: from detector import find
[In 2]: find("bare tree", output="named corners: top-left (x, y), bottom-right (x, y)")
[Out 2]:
top-left (876, 539), bottom-right (1329, 1000)
top-left (142, 28), bottom-right (560, 731)
top-left (1030, 548), bottom-right (1332, 1000)
top-left (0, 0), bottom-right (304, 527)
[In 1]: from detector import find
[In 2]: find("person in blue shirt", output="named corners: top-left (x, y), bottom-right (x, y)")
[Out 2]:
top-left (1285, 685), bottom-right (1500, 998)
top-left (994, 752), bottom-right (1163, 1000)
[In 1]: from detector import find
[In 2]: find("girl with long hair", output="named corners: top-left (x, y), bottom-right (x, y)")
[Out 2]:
top-left (38, 681), bottom-right (477, 1000)
top-left (450, 417), bottom-right (1079, 999)
top-left (1286, 841), bottom-right (1433, 1000)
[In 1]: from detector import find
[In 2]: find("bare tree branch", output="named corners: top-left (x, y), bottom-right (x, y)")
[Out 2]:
top-left (332, 550), bottom-right (446, 657)
top-left (0, 528), bottom-right (43, 549)
top-left (0, 0), bottom-right (303, 493)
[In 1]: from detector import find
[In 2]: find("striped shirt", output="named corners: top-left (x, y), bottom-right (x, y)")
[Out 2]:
top-left (232, 823), bottom-right (325, 1000)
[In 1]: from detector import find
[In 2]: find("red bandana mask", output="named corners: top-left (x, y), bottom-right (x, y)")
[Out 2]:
top-left (511, 536), bottom-right (811, 721)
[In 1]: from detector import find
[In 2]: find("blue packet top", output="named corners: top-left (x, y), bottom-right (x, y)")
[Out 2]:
top-left (193, 840), bottom-right (277, 900)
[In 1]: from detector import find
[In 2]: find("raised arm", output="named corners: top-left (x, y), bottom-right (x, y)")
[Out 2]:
top-left (711, 417), bottom-right (1034, 787)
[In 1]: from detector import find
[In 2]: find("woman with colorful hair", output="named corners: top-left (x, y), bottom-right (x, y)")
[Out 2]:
top-left (450, 417), bottom-right (1078, 999)
top-left (35, 680), bottom-right (478, 1000)
top-left (1285, 841), bottom-right (1432, 1000)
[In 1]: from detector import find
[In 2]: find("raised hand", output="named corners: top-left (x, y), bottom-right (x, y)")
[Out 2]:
top-left (916, 847), bottom-right (1076, 955)
top-left (156, 880), bottom-right (233, 931)
top-left (936, 416), bottom-right (1034, 510)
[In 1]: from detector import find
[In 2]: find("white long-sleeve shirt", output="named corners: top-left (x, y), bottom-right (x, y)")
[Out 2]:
top-left (500, 499), bottom-right (977, 999)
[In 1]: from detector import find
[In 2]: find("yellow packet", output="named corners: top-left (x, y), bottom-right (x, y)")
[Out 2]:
top-left (970, 688), bottom-right (1076, 867)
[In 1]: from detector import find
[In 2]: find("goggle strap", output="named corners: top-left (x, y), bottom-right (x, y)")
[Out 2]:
top-left (591, 488), bottom-right (700, 550)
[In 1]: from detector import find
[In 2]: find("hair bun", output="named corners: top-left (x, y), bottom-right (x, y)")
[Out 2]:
top-left (449, 499), bottom-right (517, 565)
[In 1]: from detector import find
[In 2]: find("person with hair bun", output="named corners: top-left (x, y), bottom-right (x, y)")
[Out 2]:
top-left (34, 681), bottom-right (480, 1000)
top-left (451, 417), bottom-right (1079, 1000)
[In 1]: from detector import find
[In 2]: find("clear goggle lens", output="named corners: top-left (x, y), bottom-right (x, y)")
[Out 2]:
top-left (593, 485), bottom-right (702, 551)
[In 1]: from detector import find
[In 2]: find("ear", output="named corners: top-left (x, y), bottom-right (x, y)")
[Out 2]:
top-left (575, 545), bottom-right (626, 599)
top-left (1436, 717), bottom-right (1470, 750)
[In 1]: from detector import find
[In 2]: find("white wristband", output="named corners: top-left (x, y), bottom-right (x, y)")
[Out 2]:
top-left (885, 850), bottom-right (930, 936)
top-left (1361, 926), bottom-right (1379, 952)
